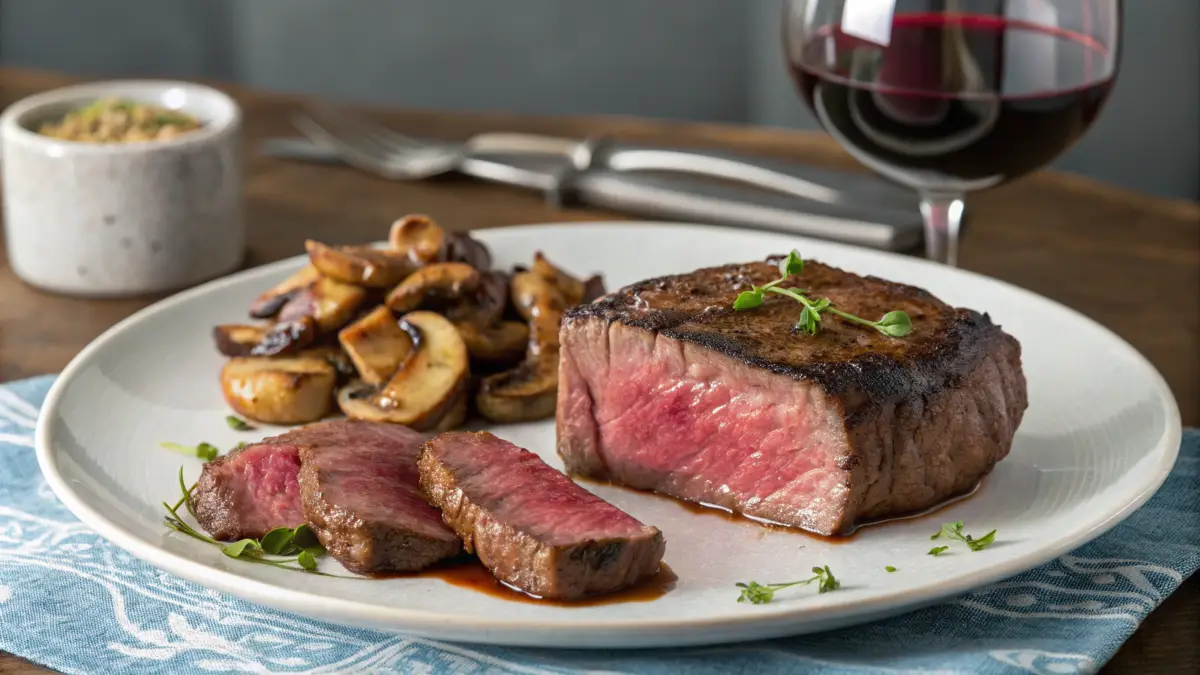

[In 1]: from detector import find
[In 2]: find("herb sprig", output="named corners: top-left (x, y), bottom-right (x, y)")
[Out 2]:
top-left (931, 520), bottom-right (997, 552)
top-left (162, 466), bottom-right (342, 576)
top-left (733, 251), bottom-right (912, 337)
top-left (736, 565), bottom-right (840, 604)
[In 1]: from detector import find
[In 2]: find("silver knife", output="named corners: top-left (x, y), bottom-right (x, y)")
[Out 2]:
top-left (261, 137), bottom-right (924, 251)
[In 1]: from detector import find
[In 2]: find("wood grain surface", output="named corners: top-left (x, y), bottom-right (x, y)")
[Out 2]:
top-left (1, 67), bottom-right (1196, 674)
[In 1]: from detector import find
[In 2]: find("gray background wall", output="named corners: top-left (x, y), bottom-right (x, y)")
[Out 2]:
top-left (1, 0), bottom-right (1196, 200)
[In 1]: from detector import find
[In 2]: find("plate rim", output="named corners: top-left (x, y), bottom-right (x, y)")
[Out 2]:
top-left (34, 221), bottom-right (1183, 647)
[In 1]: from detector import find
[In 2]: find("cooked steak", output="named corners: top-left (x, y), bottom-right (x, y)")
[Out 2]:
top-left (419, 431), bottom-right (665, 600)
top-left (192, 441), bottom-right (305, 541)
top-left (556, 258), bottom-right (1028, 536)
top-left (293, 419), bottom-right (462, 574)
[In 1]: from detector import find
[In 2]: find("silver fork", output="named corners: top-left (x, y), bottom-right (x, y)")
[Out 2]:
top-left (293, 101), bottom-right (848, 204)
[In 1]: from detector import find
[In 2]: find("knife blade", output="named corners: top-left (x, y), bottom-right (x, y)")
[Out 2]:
top-left (261, 137), bottom-right (924, 251)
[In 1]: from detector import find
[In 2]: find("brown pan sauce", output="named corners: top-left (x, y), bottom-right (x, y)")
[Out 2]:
top-left (373, 558), bottom-right (677, 607)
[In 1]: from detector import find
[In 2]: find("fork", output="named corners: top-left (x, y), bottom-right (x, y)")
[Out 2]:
top-left (294, 101), bottom-right (847, 204)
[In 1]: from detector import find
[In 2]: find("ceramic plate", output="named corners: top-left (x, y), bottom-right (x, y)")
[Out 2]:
top-left (36, 222), bottom-right (1181, 648)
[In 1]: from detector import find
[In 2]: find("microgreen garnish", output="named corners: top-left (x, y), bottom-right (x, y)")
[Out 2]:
top-left (927, 546), bottom-right (949, 556)
top-left (160, 441), bottom-right (219, 462)
top-left (885, 565), bottom-right (897, 573)
top-left (735, 565), bottom-right (840, 604)
top-left (161, 466), bottom-right (346, 576)
top-left (930, 520), bottom-right (997, 552)
top-left (225, 415), bottom-right (254, 431)
top-left (733, 250), bottom-right (912, 337)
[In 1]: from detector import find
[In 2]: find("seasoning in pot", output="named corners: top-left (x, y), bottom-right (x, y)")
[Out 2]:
top-left (38, 97), bottom-right (202, 143)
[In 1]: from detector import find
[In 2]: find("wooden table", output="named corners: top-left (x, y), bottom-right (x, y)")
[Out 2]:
top-left (1, 67), bottom-right (1196, 674)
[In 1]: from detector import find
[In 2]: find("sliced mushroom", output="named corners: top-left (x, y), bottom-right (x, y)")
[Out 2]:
top-left (255, 317), bottom-right (319, 356)
top-left (302, 344), bottom-right (358, 382)
top-left (454, 320), bottom-right (529, 364)
top-left (212, 324), bottom-right (268, 356)
top-left (248, 265), bottom-right (321, 319)
top-left (475, 355), bottom-right (559, 423)
top-left (446, 269), bottom-right (508, 325)
top-left (531, 252), bottom-right (587, 305)
top-left (475, 272), bottom-right (565, 423)
top-left (278, 276), bottom-right (368, 333)
top-left (582, 274), bottom-right (607, 303)
top-left (429, 390), bottom-right (469, 433)
top-left (509, 271), bottom-right (567, 322)
top-left (305, 240), bottom-right (416, 288)
top-left (385, 262), bottom-right (480, 314)
top-left (389, 214), bottom-right (445, 264)
top-left (213, 320), bottom-right (317, 357)
top-left (444, 232), bottom-right (493, 269)
top-left (337, 306), bottom-right (415, 385)
top-left (336, 311), bottom-right (469, 430)
top-left (220, 351), bottom-right (337, 425)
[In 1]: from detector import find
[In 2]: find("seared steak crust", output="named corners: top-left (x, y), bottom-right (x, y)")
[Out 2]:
top-left (558, 258), bottom-right (1027, 535)
top-left (567, 258), bottom-right (1006, 414)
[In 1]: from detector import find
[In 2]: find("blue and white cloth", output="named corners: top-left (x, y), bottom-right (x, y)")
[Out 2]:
top-left (1, 375), bottom-right (1197, 674)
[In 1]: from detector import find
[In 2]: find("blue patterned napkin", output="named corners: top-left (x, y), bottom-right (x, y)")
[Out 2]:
top-left (2, 375), bottom-right (1197, 675)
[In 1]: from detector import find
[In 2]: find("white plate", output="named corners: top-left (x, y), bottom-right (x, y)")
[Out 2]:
top-left (36, 222), bottom-right (1181, 649)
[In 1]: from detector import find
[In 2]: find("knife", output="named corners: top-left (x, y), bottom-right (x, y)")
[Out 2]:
top-left (261, 137), bottom-right (924, 251)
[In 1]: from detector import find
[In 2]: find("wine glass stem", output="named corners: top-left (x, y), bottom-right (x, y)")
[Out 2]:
top-left (919, 194), bottom-right (965, 267)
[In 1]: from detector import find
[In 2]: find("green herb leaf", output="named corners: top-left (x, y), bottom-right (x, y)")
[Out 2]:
top-left (223, 539), bottom-right (261, 559)
top-left (260, 527), bottom-right (296, 555)
top-left (779, 250), bottom-right (804, 277)
top-left (296, 549), bottom-right (318, 571)
top-left (735, 565), bottom-right (840, 604)
top-left (797, 306), bottom-right (818, 334)
top-left (735, 581), bottom-right (777, 605)
top-left (875, 311), bottom-right (913, 337)
top-left (291, 524), bottom-right (321, 550)
top-left (197, 443), bottom-right (219, 462)
top-left (928, 545), bottom-right (950, 556)
top-left (813, 565), bottom-right (840, 594)
top-left (885, 565), bottom-right (897, 573)
top-left (225, 415), bottom-right (254, 431)
top-left (931, 521), bottom-right (997, 552)
top-left (965, 529), bottom-right (997, 552)
top-left (733, 289), bottom-right (765, 310)
top-left (733, 250), bottom-right (909, 338)
top-left (160, 441), bottom-right (219, 462)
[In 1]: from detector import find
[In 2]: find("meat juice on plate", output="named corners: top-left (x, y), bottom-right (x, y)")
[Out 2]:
top-left (790, 13), bottom-right (1117, 191)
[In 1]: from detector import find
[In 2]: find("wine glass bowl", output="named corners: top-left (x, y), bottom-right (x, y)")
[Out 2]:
top-left (783, 0), bottom-right (1121, 265)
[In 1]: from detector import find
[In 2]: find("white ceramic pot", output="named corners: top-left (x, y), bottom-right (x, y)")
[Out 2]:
top-left (1, 80), bottom-right (244, 297)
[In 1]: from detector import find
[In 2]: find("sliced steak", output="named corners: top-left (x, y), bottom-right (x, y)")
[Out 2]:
top-left (419, 431), bottom-right (665, 600)
top-left (557, 258), bottom-right (1028, 536)
top-left (293, 419), bottom-right (461, 574)
top-left (192, 441), bottom-right (304, 541)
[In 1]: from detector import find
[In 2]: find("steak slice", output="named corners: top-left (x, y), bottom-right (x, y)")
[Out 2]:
top-left (192, 441), bottom-right (304, 541)
top-left (293, 419), bottom-right (461, 574)
top-left (419, 431), bottom-right (665, 600)
top-left (557, 257), bottom-right (1028, 536)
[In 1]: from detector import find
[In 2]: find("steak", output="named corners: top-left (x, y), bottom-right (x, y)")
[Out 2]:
top-left (192, 441), bottom-right (304, 541)
top-left (556, 258), bottom-right (1027, 536)
top-left (293, 419), bottom-right (462, 574)
top-left (419, 432), bottom-right (665, 600)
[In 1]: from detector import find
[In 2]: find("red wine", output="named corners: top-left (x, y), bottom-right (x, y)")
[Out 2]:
top-left (791, 14), bottom-right (1117, 191)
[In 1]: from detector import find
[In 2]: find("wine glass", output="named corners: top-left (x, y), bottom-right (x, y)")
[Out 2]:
top-left (783, 0), bottom-right (1121, 266)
